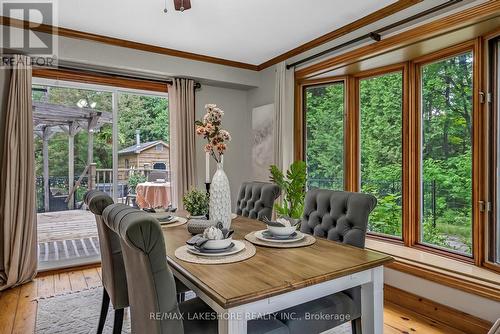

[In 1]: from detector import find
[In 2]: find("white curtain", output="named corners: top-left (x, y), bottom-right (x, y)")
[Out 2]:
top-left (0, 55), bottom-right (37, 290)
top-left (274, 61), bottom-right (295, 172)
top-left (168, 78), bottom-right (196, 209)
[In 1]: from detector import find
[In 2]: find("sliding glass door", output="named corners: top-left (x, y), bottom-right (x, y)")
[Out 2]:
top-left (33, 83), bottom-right (114, 270)
top-left (117, 92), bottom-right (170, 205)
top-left (33, 78), bottom-right (169, 270)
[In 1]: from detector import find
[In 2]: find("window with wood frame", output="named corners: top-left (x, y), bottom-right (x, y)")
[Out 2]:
top-left (297, 41), bottom-right (484, 263)
top-left (304, 81), bottom-right (345, 190)
top-left (418, 51), bottom-right (474, 256)
top-left (488, 36), bottom-right (500, 269)
top-left (358, 71), bottom-right (403, 238)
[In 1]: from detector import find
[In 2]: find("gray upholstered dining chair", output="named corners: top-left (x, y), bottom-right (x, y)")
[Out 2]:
top-left (277, 189), bottom-right (377, 334)
top-left (236, 181), bottom-right (281, 221)
top-left (84, 190), bottom-right (127, 334)
top-left (102, 203), bottom-right (290, 334)
top-left (85, 190), bottom-right (189, 334)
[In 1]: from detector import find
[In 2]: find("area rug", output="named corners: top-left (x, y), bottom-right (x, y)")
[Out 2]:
top-left (36, 287), bottom-right (130, 334)
top-left (36, 287), bottom-right (351, 333)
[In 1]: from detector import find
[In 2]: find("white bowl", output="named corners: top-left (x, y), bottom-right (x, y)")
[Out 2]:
top-left (203, 237), bottom-right (233, 250)
top-left (267, 225), bottom-right (297, 237)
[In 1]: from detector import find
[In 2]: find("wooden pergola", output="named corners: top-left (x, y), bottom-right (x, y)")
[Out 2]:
top-left (33, 101), bottom-right (112, 212)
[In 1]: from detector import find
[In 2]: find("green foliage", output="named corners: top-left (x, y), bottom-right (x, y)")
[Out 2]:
top-left (118, 93), bottom-right (169, 149)
top-left (305, 83), bottom-right (344, 188)
top-left (33, 88), bottom-right (168, 178)
top-left (182, 188), bottom-right (209, 216)
top-left (366, 189), bottom-right (402, 236)
top-left (422, 219), bottom-right (447, 248)
top-left (269, 161), bottom-right (307, 219)
top-left (127, 173), bottom-right (146, 193)
top-left (359, 72), bottom-right (403, 237)
top-left (304, 52), bottom-right (473, 254)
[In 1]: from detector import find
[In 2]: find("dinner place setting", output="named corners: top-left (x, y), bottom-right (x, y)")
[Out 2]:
top-left (244, 217), bottom-right (316, 248)
top-left (174, 222), bottom-right (257, 265)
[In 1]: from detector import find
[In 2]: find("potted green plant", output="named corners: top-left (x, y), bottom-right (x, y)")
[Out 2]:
top-left (269, 161), bottom-right (307, 224)
top-left (183, 188), bottom-right (209, 218)
top-left (127, 173), bottom-right (147, 194)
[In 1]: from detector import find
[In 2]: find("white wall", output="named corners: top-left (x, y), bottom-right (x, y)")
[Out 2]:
top-left (247, 66), bottom-right (276, 109)
top-left (195, 85), bottom-right (252, 209)
top-left (384, 268), bottom-right (500, 322)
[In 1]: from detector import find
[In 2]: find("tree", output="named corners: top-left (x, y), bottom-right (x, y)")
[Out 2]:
top-left (304, 52), bottom-right (473, 253)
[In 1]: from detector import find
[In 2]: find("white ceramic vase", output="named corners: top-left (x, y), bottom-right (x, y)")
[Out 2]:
top-left (209, 162), bottom-right (231, 229)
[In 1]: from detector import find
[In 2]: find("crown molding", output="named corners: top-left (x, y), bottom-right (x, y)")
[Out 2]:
top-left (256, 0), bottom-right (422, 70)
top-left (295, 1), bottom-right (500, 79)
top-left (0, 16), bottom-right (260, 71)
top-left (0, 1), bottom-right (421, 72)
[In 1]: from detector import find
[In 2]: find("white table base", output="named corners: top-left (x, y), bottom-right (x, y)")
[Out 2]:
top-left (170, 265), bottom-right (384, 334)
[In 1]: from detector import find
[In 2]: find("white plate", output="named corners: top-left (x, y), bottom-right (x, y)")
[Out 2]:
top-left (159, 217), bottom-right (178, 225)
top-left (158, 216), bottom-right (187, 225)
top-left (231, 213), bottom-right (237, 219)
top-left (254, 230), bottom-right (305, 243)
top-left (187, 240), bottom-right (245, 257)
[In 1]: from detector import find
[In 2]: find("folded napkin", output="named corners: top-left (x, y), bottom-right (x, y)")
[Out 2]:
top-left (157, 215), bottom-right (173, 222)
top-left (186, 235), bottom-right (209, 248)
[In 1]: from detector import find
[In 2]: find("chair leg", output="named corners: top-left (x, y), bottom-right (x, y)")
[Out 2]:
top-left (351, 318), bottom-right (362, 334)
top-left (113, 308), bottom-right (124, 334)
top-left (97, 288), bottom-right (110, 334)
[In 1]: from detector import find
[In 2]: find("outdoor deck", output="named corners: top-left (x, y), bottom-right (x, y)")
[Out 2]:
top-left (38, 210), bottom-right (97, 242)
top-left (37, 210), bottom-right (100, 270)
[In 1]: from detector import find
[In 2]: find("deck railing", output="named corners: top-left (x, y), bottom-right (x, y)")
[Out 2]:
top-left (37, 165), bottom-right (171, 212)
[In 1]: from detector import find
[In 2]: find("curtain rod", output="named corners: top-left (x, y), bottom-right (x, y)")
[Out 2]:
top-left (286, 0), bottom-right (464, 70)
top-left (36, 63), bottom-right (202, 89)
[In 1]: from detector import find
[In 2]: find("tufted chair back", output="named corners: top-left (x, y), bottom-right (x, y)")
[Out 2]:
top-left (102, 204), bottom-right (183, 334)
top-left (84, 190), bottom-right (129, 309)
top-left (300, 189), bottom-right (377, 249)
top-left (236, 181), bottom-right (281, 221)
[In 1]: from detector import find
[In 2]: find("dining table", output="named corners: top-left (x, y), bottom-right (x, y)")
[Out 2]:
top-left (135, 181), bottom-right (171, 209)
top-left (163, 215), bottom-right (393, 334)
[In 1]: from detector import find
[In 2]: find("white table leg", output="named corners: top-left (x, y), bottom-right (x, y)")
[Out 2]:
top-left (361, 266), bottom-right (384, 334)
top-left (218, 309), bottom-right (247, 334)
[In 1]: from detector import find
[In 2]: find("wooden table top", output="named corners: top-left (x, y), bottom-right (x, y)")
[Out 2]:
top-left (163, 215), bottom-right (393, 309)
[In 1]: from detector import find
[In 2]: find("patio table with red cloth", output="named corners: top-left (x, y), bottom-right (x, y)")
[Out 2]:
top-left (135, 182), bottom-right (172, 209)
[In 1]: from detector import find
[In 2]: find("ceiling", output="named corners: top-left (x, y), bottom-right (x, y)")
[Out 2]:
top-left (13, 0), bottom-right (397, 65)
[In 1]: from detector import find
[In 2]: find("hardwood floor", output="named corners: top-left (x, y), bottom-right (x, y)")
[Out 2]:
top-left (0, 266), bottom-right (470, 334)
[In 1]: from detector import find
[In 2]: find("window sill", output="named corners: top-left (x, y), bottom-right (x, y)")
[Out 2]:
top-left (366, 238), bottom-right (500, 301)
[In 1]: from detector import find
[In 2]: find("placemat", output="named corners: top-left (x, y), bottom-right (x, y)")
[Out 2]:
top-left (174, 240), bottom-right (256, 264)
top-left (245, 231), bottom-right (316, 248)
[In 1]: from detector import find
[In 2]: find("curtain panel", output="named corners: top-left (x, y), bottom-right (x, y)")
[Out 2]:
top-left (0, 55), bottom-right (37, 290)
top-left (274, 62), bottom-right (295, 172)
top-left (168, 78), bottom-right (196, 209)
